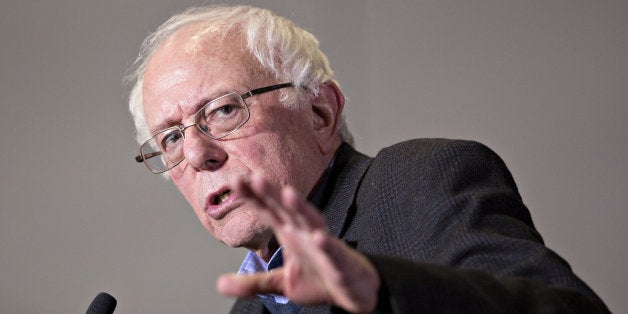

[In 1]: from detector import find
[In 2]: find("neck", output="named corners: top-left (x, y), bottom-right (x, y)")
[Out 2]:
top-left (254, 237), bottom-right (280, 262)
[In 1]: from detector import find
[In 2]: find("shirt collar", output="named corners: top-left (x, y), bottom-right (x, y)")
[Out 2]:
top-left (237, 247), bottom-right (284, 275)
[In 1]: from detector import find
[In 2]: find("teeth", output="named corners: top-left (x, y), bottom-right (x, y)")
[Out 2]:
top-left (215, 191), bottom-right (231, 205)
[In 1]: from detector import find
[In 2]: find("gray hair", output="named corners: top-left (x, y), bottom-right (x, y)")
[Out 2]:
top-left (126, 5), bottom-right (353, 147)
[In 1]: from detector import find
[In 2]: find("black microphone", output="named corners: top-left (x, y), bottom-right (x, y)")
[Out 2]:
top-left (86, 292), bottom-right (117, 314)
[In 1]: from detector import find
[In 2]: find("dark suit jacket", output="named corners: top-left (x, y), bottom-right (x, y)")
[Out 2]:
top-left (231, 139), bottom-right (608, 313)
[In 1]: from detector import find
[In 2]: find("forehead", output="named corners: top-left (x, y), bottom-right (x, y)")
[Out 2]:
top-left (141, 23), bottom-right (267, 131)
top-left (144, 22), bottom-right (259, 88)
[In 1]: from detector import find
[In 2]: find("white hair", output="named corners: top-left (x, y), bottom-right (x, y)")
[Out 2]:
top-left (126, 5), bottom-right (353, 147)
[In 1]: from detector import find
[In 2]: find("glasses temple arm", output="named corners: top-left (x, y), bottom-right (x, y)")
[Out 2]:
top-left (135, 151), bottom-right (162, 163)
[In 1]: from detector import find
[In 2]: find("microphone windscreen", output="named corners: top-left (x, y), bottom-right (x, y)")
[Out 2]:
top-left (86, 292), bottom-right (117, 314)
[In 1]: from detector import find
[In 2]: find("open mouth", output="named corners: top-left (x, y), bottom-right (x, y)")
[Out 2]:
top-left (213, 190), bottom-right (232, 205)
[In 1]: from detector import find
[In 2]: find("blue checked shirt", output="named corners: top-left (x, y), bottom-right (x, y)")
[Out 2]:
top-left (237, 247), bottom-right (290, 304)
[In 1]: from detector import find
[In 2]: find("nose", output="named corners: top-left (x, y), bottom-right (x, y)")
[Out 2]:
top-left (182, 126), bottom-right (227, 171)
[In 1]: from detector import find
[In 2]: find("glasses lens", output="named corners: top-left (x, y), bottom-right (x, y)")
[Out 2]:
top-left (197, 93), bottom-right (250, 138)
top-left (140, 128), bottom-right (185, 173)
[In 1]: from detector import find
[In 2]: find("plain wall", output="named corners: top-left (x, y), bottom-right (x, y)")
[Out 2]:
top-left (1, 1), bottom-right (626, 313)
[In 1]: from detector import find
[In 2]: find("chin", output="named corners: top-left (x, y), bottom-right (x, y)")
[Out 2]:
top-left (214, 215), bottom-right (271, 249)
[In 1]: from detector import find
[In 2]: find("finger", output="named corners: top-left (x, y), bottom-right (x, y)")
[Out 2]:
top-left (276, 185), bottom-right (310, 230)
top-left (216, 271), bottom-right (284, 297)
top-left (250, 174), bottom-right (328, 231)
top-left (233, 176), bottom-right (264, 206)
top-left (250, 173), bottom-right (305, 229)
top-left (232, 176), bottom-right (285, 226)
top-left (281, 186), bottom-right (326, 230)
top-left (307, 231), bottom-right (380, 312)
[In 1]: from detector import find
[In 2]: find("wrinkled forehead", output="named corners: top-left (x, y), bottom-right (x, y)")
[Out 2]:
top-left (180, 21), bottom-right (231, 55)
top-left (148, 22), bottom-right (240, 73)
top-left (143, 22), bottom-right (270, 91)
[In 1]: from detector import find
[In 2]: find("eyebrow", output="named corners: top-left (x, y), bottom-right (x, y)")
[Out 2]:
top-left (148, 87), bottom-right (240, 135)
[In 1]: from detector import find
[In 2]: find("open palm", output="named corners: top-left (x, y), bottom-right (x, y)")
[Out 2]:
top-left (216, 173), bottom-right (379, 313)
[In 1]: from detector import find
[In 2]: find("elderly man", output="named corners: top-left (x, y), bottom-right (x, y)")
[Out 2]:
top-left (128, 5), bottom-right (608, 313)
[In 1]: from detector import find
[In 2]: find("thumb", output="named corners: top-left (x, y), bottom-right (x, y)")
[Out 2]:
top-left (216, 270), bottom-right (285, 297)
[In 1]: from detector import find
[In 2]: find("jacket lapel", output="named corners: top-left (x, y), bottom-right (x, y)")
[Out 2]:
top-left (320, 143), bottom-right (372, 238)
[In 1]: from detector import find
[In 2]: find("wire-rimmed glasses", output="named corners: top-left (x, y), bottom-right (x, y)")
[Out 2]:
top-left (135, 82), bottom-right (294, 174)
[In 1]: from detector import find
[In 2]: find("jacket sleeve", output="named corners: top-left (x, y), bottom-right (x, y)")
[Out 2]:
top-left (354, 139), bottom-right (609, 313)
top-left (368, 254), bottom-right (607, 313)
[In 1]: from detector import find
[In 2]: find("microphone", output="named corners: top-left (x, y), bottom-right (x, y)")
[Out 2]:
top-left (86, 292), bottom-right (117, 314)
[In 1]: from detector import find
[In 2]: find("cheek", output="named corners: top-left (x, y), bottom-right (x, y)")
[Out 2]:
top-left (241, 136), bottom-right (318, 197)
top-left (235, 136), bottom-right (292, 176)
top-left (235, 112), bottom-right (319, 188)
top-left (226, 131), bottom-right (279, 166)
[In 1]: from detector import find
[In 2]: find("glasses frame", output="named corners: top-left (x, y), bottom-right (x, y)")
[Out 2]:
top-left (135, 82), bottom-right (295, 174)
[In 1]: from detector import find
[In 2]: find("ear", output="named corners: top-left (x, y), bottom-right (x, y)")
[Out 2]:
top-left (310, 81), bottom-right (345, 154)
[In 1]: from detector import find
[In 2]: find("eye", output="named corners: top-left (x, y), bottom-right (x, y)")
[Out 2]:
top-left (210, 103), bottom-right (237, 118)
top-left (159, 130), bottom-right (183, 151)
top-left (198, 124), bottom-right (209, 133)
top-left (197, 94), bottom-right (248, 136)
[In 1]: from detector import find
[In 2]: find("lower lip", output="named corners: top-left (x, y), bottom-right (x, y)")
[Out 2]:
top-left (206, 192), bottom-right (239, 220)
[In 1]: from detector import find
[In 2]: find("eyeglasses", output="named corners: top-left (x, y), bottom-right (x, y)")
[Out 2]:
top-left (135, 82), bottom-right (294, 174)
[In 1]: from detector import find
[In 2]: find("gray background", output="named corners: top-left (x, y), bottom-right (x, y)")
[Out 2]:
top-left (1, 0), bottom-right (626, 313)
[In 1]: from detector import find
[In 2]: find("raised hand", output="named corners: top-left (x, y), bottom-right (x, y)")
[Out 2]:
top-left (216, 173), bottom-right (380, 313)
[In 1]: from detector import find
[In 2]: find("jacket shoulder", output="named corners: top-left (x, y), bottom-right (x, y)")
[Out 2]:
top-left (367, 138), bottom-right (510, 186)
top-left (374, 138), bottom-right (498, 163)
